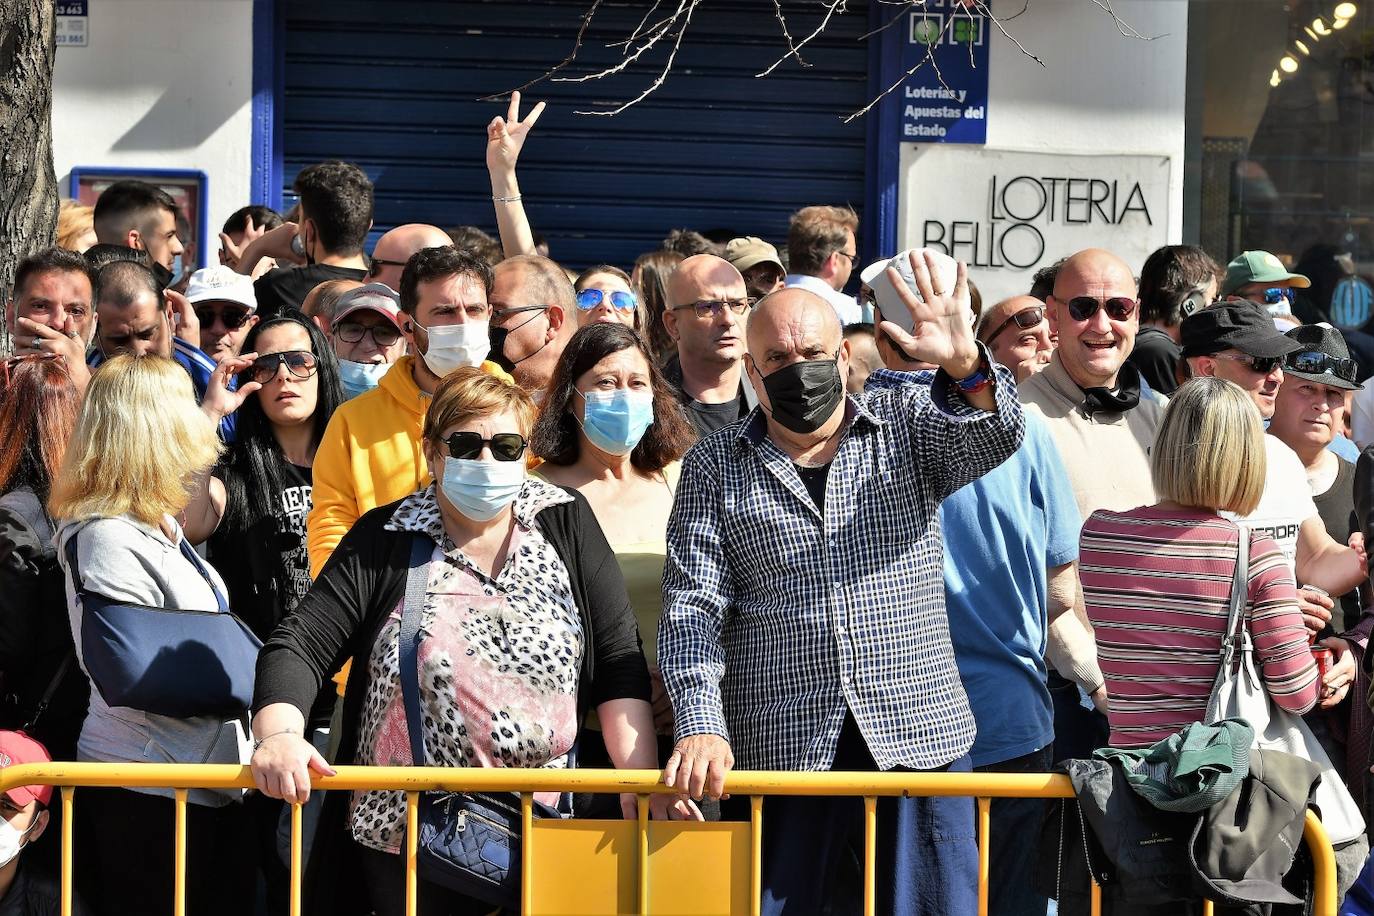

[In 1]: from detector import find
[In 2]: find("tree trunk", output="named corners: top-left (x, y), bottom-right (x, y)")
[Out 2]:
top-left (0, 0), bottom-right (57, 332)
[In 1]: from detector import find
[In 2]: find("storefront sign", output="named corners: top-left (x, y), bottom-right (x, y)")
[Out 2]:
top-left (907, 148), bottom-right (1170, 303)
top-left (56, 0), bottom-right (88, 47)
top-left (899, 0), bottom-right (989, 144)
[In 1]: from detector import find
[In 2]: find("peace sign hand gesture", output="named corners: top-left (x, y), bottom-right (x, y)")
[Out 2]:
top-left (486, 90), bottom-right (546, 179)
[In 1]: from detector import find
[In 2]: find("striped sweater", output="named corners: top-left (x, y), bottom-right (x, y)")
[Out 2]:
top-left (1080, 506), bottom-right (1319, 749)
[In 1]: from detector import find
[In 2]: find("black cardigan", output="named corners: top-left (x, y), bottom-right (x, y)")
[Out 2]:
top-left (251, 487), bottom-right (650, 916)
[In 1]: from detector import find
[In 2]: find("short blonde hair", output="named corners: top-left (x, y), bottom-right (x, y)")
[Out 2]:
top-left (1151, 377), bottom-right (1266, 516)
top-left (422, 367), bottom-right (536, 446)
top-left (49, 355), bottom-right (222, 525)
top-left (56, 200), bottom-right (94, 252)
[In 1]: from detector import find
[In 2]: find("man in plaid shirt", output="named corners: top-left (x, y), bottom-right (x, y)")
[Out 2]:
top-left (659, 251), bottom-right (1025, 915)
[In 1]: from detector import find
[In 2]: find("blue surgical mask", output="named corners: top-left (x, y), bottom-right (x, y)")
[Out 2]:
top-left (578, 389), bottom-right (655, 456)
top-left (338, 359), bottom-right (389, 400)
top-left (439, 456), bottom-right (525, 522)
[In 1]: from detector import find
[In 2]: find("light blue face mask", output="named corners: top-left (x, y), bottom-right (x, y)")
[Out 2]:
top-left (439, 456), bottom-right (525, 522)
top-left (338, 359), bottom-right (389, 400)
top-left (578, 389), bottom-right (655, 456)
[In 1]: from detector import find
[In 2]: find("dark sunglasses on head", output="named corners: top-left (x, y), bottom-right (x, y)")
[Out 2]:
top-left (576, 289), bottom-right (638, 312)
top-left (244, 350), bottom-right (319, 385)
top-left (983, 306), bottom-right (1045, 345)
top-left (1286, 349), bottom-right (1357, 382)
top-left (334, 321), bottom-right (402, 348)
top-left (671, 298), bottom-right (755, 319)
top-left (1065, 296), bottom-right (1137, 322)
top-left (195, 305), bottom-right (252, 330)
top-left (444, 431), bottom-right (528, 462)
top-left (1213, 352), bottom-right (1283, 375)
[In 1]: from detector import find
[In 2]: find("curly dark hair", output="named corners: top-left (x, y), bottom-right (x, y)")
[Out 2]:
top-left (531, 322), bottom-right (696, 473)
top-left (398, 245), bottom-right (494, 316)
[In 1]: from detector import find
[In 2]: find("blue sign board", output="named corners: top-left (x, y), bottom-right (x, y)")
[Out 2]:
top-left (898, 0), bottom-right (989, 144)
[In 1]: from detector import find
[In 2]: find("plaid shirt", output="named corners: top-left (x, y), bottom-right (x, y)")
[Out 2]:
top-left (659, 351), bottom-right (1025, 771)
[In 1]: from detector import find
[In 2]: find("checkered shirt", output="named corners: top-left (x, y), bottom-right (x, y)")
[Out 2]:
top-left (658, 352), bottom-right (1024, 771)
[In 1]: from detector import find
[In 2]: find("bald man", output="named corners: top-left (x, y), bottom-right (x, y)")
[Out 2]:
top-left (660, 254), bottom-right (757, 438)
top-left (487, 254), bottom-right (577, 394)
top-left (659, 252), bottom-right (1023, 915)
top-left (977, 295), bottom-right (1054, 382)
top-left (368, 223), bottom-right (453, 291)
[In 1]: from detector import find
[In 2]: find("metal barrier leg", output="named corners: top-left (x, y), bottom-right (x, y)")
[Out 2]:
top-left (977, 797), bottom-right (990, 916)
top-left (1305, 810), bottom-right (1338, 916)
top-left (289, 802), bottom-right (303, 916)
top-left (750, 796), bottom-right (763, 916)
top-left (405, 791), bottom-right (419, 916)
top-left (1090, 879), bottom-right (1101, 916)
top-left (521, 793), bottom-right (533, 913)
top-left (173, 788), bottom-right (187, 916)
top-left (863, 796), bottom-right (876, 916)
top-left (638, 794), bottom-right (650, 915)
top-left (60, 787), bottom-right (73, 916)
top-left (1202, 900), bottom-right (1214, 914)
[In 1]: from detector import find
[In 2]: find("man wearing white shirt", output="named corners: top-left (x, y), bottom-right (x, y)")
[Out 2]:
top-left (784, 205), bottom-right (863, 325)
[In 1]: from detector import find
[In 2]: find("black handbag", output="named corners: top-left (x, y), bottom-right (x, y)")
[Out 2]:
top-left (397, 536), bottom-right (559, 911)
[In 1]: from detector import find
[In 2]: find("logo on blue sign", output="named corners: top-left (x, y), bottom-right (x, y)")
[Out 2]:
top-left (898, 1), bottom-right (990, 144)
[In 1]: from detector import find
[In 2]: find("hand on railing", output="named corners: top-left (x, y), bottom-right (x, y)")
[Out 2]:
top-left (250, 731), bottom-right (336, 805)
top-left (663, 733), bottom-right (734, 802)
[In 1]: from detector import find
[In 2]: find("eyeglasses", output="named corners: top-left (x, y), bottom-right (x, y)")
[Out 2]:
top-left (1286, 349), bottom-right (1357, 381)
top-left (983, 306), bottom-right (1045, 345)
top-left (368, 257), bottom-right (409, 274)
top-left (1213, 352), bottom-right (1283, 374)
top-left (443, 431), bottom-right (528, 462)
top-left (1262, 287), bottom-right (1296, 306)
top-left (492, 304), bottom-right (550, 321)
top-left (245, 350), bottom-right (319, 385)
top-left (1064, 296), bottom-right (1137, 322)
top-left (576, 289), bottom-right (638, 312)
top-left (334, 321), bottom-right (403, 348)
top-left (835, 250), bottom-right (858, 264)
top-left (195, 305), bottom-right (252, 330)
top-left (671, 298), bottom-right (755, 319)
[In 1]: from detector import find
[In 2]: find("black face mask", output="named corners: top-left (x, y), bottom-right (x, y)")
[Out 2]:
top-left (150, 261), bottom-right (174, 292)
top-left (488, 313), bottom-right (548, 375)
top-left (756, 356), bottom-right (844, 435)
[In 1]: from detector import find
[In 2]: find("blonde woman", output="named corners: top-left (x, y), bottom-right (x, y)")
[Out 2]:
top-left (55, 200), bottom-right (95, 253)
top-left (1080, 376), bottom-right (1323, 752)
top-left (49, 354), bottom-right (255, 916)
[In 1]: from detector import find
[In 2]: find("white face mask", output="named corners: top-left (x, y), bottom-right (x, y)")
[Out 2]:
top-left (419, 321), bottom-right (490, 378)
top-left (0, 816), bottom-right (37, 869)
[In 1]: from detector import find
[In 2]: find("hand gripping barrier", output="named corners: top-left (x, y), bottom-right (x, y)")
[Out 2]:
top-left (0, 763), bottom-right (1338, 915)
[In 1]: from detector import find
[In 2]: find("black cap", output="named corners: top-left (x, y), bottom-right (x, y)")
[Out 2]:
top-left (1179, 299), bottom-right (1304, 359)
top-left (1282, 324), bottom-right (1361, 390)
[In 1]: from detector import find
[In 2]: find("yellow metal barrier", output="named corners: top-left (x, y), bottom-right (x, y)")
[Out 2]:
top-left (0, 763), bottom-right (1339, 916)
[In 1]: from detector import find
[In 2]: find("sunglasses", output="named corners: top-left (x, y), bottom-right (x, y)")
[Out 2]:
top-left (444, 431), bottom-right (528, 462)
top-left (983, 306), bottom-right (1045, 345)
top-left (576, 289), bottom-right (638, 312)
top-left (1064, 296), bottom-right (1137, 322)
top-left (195, 305), bottom-right (252, 330)
top-left (245, 349), bottom-right (319, 385)
top-left (334, 321), bottom-right (402, 348)
top-left (1212, 352), bottom-right (1283, 374)
top-left (672, 298), bottom-right (755, 320)
top-left (1263, 287), bottom-right (1296, 306)
top-left (1286, 349), bottom-right (1357, 382)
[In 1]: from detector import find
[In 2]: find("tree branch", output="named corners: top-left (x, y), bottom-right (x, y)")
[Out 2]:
top-left (575, 0), bottom-right (704, 116)
top-left (480, 0), bottom-right (606, 98)
top-left (1089, 0), bottom-right (1163, 40)
top-left (757, 0), bottom-right (847, 78)
top-left (845, 7), bottom-right (958, 123)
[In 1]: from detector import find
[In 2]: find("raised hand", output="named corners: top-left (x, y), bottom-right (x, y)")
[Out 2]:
top-left (201, 352), bottom-right (262, 423)
top-left (165, 288), bottom-right (200, 350)
top-left (487, 90), bottom-right (546, 178)
top-left (878, 250), bottom-right (980, 379)
top-left (219, 212), bottom-right (267, 271)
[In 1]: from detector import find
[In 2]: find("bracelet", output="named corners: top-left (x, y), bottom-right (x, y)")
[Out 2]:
top-left (252, 730), bottom-right (300, 752)
top-left (954, 359), bottom-right (993, 394)
top-left (492, 194), bottom-right (522, 203)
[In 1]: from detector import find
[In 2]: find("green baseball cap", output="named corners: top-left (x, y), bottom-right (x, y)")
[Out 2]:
top-left (1221, 250), bottom-right (1311, 297)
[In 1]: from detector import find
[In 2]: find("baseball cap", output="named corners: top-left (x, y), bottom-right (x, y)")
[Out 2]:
top-left (1180, 299), bottom-right (1304, 359)
top-left (0, 731), bottom-right (52, 808)
top-left (724, 237), bottom-right (783, 274)
top-left (1221, 251), bottom-right (1311, 297)
top-left (332, 283), bottom-right (404, 331)
top-left (1282, 323), bottom-right (1361, 390)
top-left (184, 265), bottom-right (258, 312)
top-left (859, 248), bottom-right (959, 336)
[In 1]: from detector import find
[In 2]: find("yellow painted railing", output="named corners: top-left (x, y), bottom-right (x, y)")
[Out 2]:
top-left (0, 763), bottom-right (1338, 916)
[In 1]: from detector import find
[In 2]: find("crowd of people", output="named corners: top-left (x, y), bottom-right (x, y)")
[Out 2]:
top-left (5, 93), bottom-right (1374, 915)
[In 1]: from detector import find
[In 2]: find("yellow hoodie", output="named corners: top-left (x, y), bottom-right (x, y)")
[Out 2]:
top-left (306, 355), bottom-right (513, 578)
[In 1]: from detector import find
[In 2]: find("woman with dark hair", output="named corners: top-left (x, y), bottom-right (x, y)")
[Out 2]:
top-left (531, 323), bottom-right (696, 751)
top-left (0, 355), bottom-right (87, 761)
top-left (574, 264), bottom-right (647, 334)
top-left (632, 249), bottom-right (684, 364)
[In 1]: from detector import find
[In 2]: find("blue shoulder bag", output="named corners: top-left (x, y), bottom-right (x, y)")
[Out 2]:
top-left (397, 535), bottom-right (559, 910)
top-left (65, 533), bottom-right (262, 719)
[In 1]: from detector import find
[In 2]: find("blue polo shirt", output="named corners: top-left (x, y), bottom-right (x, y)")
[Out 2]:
top-left (867, 369), bottom-right (1080, 766)
top-left (88, 337), bottom-right (236, 441)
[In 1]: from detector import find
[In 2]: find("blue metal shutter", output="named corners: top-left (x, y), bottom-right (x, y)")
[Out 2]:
top-left (280, 0), bottom-right (870, 270)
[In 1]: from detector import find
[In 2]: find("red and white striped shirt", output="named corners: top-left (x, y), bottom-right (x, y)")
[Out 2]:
top-left (1080, 506), bottom-right (1319, 749)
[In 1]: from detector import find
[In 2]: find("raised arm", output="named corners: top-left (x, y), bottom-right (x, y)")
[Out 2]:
top-left (487, 91), bottom-right (545, 259)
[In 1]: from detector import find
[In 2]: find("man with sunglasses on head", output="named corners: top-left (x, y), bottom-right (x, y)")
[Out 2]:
top-left (307, 246), bottom-right (513, 578)
top-left (183, 265), bottom-right (259, 364)
top-left (661, 254), bottom-right (759, 439)
top-left (1221, 249), bottom-right (1310, 316)
top-left (976, 295), bottom-right (1054, 382)
top-left (366, 223), bottom-right (453, 293)
top-left (1182, 300), bottom-right (1367, 638)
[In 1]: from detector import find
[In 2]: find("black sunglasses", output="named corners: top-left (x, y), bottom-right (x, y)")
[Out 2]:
top-left (245, 350), bottom-right (319, 385)
top-left (1064, 296), bottom-right (1137, 322)
top-left (1286, 349), bottom-right (1357, 382)
top-left (1213, 353), bottom-right (1283, 375)
top-left (195, 305), bottom-right (252, 330)
top-left (983, 306), bottom-right (1045, 345)
top-left (444, 431), bottom-right (528, 462)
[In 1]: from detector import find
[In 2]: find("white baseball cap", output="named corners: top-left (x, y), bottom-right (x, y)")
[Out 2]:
top-left (860, 248), bottom-right (960, 335)
top-left (185, 265), bottom-right (258, 312)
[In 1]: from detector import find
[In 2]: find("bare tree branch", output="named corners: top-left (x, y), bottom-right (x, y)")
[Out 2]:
top-left (481, 0), bottom-right (606, 99)
top-left (770, 0), bottom-right (812, 69)
top-left (575, 0), bottom-right (704, 116)
top-left (610, 0), bottom-right (665, 49)
top-left (972, 0), bottom-right (1044, 67)
top-left (844, 7), bottom-right (958, 123)
top-left (553, 0), bottom-right (685, 84)
top-left (757, 0), bottom-right (847, 78)
top-left (1089, 0), bottom-right (1163, 40)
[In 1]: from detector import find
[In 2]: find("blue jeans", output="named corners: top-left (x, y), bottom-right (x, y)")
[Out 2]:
top-left (1048, 672), bottom-right (1108, 766)
top-left (975, 746), bottom-right (1053, 916)
top-left (744, 714), bottom-right (979, 916)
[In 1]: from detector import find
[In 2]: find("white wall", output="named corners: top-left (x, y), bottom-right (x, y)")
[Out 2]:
top-left (52, 0), bottom-right (255, 254)
top-left (897, 0), bottom-right (1190, 300)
